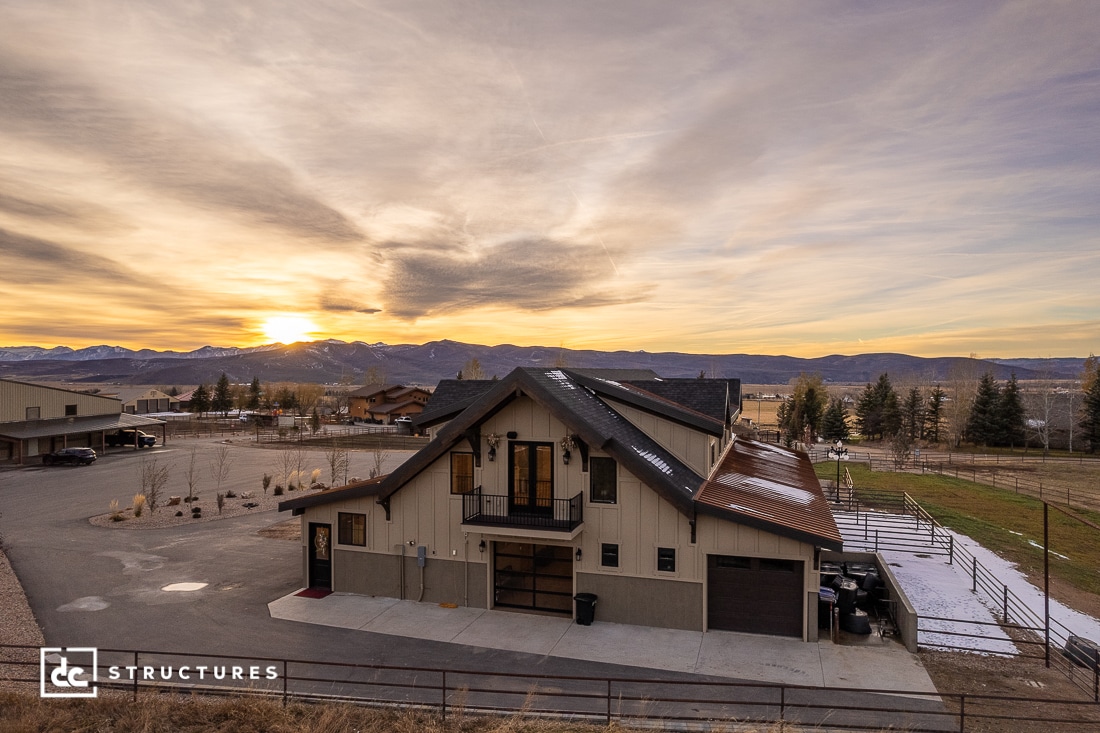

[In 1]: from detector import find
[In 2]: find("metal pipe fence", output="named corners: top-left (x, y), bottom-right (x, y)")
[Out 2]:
top-left (4, 644), bottom-right (1099, 731)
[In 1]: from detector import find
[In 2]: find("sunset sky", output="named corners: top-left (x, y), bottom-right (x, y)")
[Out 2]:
top-left (2, 1), bottom-right (1098, 357)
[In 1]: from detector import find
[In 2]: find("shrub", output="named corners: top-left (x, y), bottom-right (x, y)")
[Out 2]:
top-left (310, 468), bottom-right (321, 486)
top-left (225, 490), bottom-right (237, 498)
top-left (262, 473), bottom-right (272, 495)
top-left (132, 494), bottom-right (146, 518)
top-left (274, 485), bottom-right (284, 496)
top-left (216, 492), bottom-right (225, 514)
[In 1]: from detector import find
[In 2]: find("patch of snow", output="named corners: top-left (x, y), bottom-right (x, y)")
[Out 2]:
top-left (633, 447), bottom-right (673, 474)
top-left (718, 474), bottom-right (814, 505)
top-left (546, 370), bottom-right (576, 389)
top-left (1027, 539), bottom-right (1069, 560)
top-left (727, 502), bottom-right (766, 516)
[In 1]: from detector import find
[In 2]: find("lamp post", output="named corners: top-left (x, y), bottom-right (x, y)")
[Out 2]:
top-left (826, 439), bottom-right (848, 501)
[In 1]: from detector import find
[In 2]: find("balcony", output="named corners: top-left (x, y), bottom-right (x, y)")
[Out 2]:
top-left (462, 486), bottom-right (584, 535)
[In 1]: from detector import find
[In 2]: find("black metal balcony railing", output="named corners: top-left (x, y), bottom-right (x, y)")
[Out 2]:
top-left (462, 486), bottom-right (583, 532)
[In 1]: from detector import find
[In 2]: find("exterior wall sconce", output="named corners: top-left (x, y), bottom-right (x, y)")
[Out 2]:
top-left (575, 547), bottom-right (582, 561)
top-left (487, 446), bottom-right (496, 461)
top-left (560, 435), bottom-right (576, 465)
top-left (478, 539), bottom-right (486, 553)
top-left (485, 433), bottom-right (500, 462)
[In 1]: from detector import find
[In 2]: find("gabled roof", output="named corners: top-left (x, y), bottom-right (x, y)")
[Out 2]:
top-left (695, 439), bottom-right (843, 551)
top-left (278, 475), bottom-right (388, 513)
top-left (568, 372), bottom-right (726, 436)
top-left (625, 378), bottom-right (741, 425)
top-left (349, 383), bottom-right (404, 399)
top-left (367, 399), bottom-right (424, 415)
top-left (414, 379), bottom-right (497, 427)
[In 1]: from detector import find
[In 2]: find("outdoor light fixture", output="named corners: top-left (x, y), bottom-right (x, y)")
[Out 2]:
top-left (485, 433), bottom-right (500, 462)
top-left (478, 539), bottom-right (486, 553)
top-left (561, 435), bottom-right (576, 465)
top-left (826, 439), bottom-right (849, 501)
top-left (575, 547), bottom-right (582, 561)
top-left (487, 446), bottom-right (496, 461)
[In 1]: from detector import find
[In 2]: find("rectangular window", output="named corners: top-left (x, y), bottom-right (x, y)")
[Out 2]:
top-left (337, 512), bottom-right (366, 546)
top-left (26, 406), bottom-right (40, 420)
top-left (589, 456), bottom-right (617, 504)
top-left (600, 543), bottom-right (619, 568)
top-left (450, 452), bottom-right (475, 495)
top-left (65, 404), bottom-right (78, 416)
top-left (657, 547), bottom-right (676, 573)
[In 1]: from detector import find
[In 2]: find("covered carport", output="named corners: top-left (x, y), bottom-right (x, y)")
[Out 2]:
top-left (0, 413), bottom-right (167, 464)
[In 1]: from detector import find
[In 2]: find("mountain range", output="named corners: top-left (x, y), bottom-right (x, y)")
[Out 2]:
top-left (0, 340), bottom-right (1086, 387)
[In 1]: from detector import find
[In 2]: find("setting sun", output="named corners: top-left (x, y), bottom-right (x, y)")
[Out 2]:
top-left (261, 316), bottom-right (319, 344)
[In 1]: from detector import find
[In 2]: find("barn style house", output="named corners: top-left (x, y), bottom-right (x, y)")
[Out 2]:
top-left (279, 368), bottom-right (842, 640)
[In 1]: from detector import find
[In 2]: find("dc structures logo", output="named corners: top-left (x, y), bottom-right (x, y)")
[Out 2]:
top-left (40, 647), bottom-right (98, 698)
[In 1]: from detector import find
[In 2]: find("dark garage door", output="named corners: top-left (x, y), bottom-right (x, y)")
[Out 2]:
top-left (707, 555), bottom-right (804, 637)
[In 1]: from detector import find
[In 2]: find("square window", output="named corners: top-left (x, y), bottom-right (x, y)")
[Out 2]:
top-left (26, 406), bottom-right (40, 420)
top-left (600, 543), bottom-right (619, 568)
top-left (337, 512), bottom-right (366, 546)
top-left (450, 453), bottom-right (475, 495)
top-left (657, 547), bottom-right (676, 573)
top-left (65, 404), bottom-right (78, 416)
top-left (589, 457), bottom-right (617, 504)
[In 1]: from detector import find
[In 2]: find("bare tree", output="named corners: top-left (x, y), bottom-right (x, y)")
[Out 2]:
top-left (946, 354), bottom-right (983, 448)
top-left (185, 447), bottom-right (200, 504)
top-left (459, 358), bottom-right (486, 380)
top-left (1025, 369), bottom-right (1061, 455)
top-left (139, 457), bottom-right (171, 513)
top-left (326, 439), bottom-right (351, 488)
top-left (887, 430), bottom-right (914, 470)
top-left (369, 436), bottom-right (389, 479)
top-left (210, 445), bottom-right (233, 497)
top-left (277, 448), bottom-right (296, 490)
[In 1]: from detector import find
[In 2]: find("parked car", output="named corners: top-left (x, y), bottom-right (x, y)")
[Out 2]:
top-left (104, 429), bottom-right (157, 448)
top-left (43, 447), bottom-right (97, 466)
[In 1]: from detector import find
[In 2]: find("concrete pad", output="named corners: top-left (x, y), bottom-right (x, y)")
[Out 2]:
top-left (696, 630), bottom-right (825, 687)
top-left (269, 592), bottom-right (399, 629)
top-left (552, 621), bottom-right (702, 673)
top-left (452, 608), bottom-right (573, 655)
top-left (818, 639), bottom-right (938, 694)
top-left (363, 599), bottom-right (484, 642)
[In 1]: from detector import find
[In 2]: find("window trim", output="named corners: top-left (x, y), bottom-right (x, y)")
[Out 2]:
top-left (600, 543), bottom-right (620, 568)
top-left (657, 547), bottom-right (676, 573)
top-left (450, 452), bottom-right (475, 495)
top-left (337, 512), bottom-right (366, 547)
top-left (589, 456), bottom-right (617, 504)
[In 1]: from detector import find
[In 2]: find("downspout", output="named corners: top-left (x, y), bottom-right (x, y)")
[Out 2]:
top-left (417, 564), bottom-right (425, 602)
top-left (398, 544), bottom-right (405, 600)
top-left (463, 532), bottom-right (469, 607)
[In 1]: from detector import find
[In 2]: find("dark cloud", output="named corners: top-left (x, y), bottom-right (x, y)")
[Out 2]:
top-left (319, 297), bottom-right (381, 314)
top-left (0, 227), bottom-right (142, 286)
top-left (0, 50), bottom-right (363, 245)
top-left (381, 238), bottom-right (647, 319)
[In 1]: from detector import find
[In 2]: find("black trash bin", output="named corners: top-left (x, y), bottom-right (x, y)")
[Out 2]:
top-left (574, 593), bottom-right (598, 626)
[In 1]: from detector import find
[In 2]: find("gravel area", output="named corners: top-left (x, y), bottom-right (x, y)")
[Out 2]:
top-left (87, 485), bottom-right (320, 529)
top-left (0, 548), bottom-right (44, 690)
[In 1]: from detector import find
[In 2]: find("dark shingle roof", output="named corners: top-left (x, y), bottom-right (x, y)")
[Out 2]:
top-left (567, 372), bottom-right (726, 436)
top-left (625, 378), bottom-right (741, 425)
top-left (415, 379), bottom-right (497, 427)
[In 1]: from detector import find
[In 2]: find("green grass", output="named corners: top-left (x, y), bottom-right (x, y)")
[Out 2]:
top-left (816, 463), bottom-right (1100, 598)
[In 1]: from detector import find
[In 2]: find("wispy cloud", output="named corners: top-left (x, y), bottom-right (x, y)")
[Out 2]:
top-left (0, 1), bottom-right (1097, 355)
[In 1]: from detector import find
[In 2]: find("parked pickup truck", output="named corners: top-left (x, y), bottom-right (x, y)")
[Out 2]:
top-left (105, 429), bottom-right (157, 448)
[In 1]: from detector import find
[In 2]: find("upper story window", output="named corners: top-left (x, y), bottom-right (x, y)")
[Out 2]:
top-left (65, 404), bottom-right (78, 416)
top-left (26, 406), bottom-right (40, 420)
top-left (510, 442), bottom-right (553, 512)
top-left (450, 452), bottom-right (475, 495)
top-left (589, 457), bottom-right (617, 504)
top-left (338, 512), bottom-right (366, 546)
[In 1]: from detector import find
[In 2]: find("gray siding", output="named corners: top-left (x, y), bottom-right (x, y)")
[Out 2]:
top-left (575, 572), bottom-right (703, 631)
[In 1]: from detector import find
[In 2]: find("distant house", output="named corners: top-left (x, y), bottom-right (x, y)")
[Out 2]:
top-left (348, 384), bottom-right (432, 424)
top-left (280, 368), bottom-right (842, 640)
top-left (103, 388), bottom-right (180, 415)
top-left (0, 378), bottom-right (165, 464)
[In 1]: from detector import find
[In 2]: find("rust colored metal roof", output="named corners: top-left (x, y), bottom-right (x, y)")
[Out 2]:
top-left (695, 439), bottom-right (843, 550)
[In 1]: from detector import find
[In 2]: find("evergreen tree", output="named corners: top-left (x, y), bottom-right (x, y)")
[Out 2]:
top-left (965, 373), bottom-right (1001, 446)
top-left (820, 397), bottom-right (849, 441)
top-left (900, 387), bottom-right (924, 442)
top-left (925, 386), bottom-right (946, 443)
top-left (191, 383), bottom-right (211, 417)
top-left (1081, 370), bottom-right (1100, 453)
top-left (247, 377), bottom-right (262, 410)
top-left (855, 373), bottom-right (900, 440)
top-left (310, 407), bottom-right (321, 434)
top-left (997, 373), bottom-right (1026, 447)
top-left (211, 373), bottom-right (233, 415)
top-left (777, 373), bottom-right (828, 445)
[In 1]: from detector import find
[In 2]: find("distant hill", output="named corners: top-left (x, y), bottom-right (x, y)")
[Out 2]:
top-left (0, 339), bottom-right (1085, 387)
